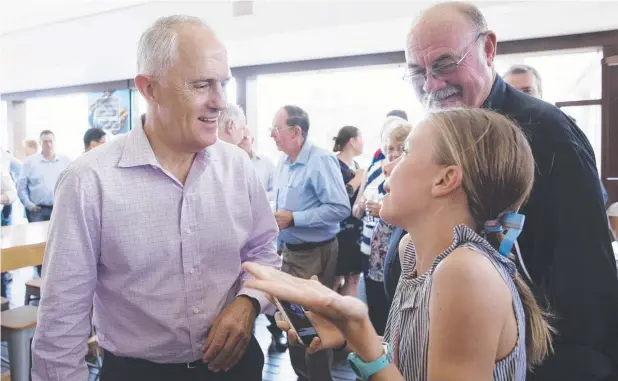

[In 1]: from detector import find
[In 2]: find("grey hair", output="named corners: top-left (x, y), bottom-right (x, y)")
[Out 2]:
top-left (503, 64), bottom-right (543, 97)
top-left (137, 15), bottom-right (209, 80)
top-left (218, 103), bottom-right (246, 131)
top-left (457, 2), bottom-right (488, 36)
top-left (381, 116), bottom-right (407, 150)
top-left (410, 2), bottom-right (488, 40)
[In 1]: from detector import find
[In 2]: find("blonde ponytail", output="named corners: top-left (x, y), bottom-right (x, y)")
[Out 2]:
top-left (486, 231), bottom-right (554, 368)
top-left (513, 274), bottom-right (554, 367)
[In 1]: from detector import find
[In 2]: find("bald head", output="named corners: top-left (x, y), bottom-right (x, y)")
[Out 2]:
top-left (405, 2), bottom-right (497, 109)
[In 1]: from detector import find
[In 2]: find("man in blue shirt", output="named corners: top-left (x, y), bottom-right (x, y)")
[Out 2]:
top-left (271, 105), bottom-right (350, 381)
top-left (17, 130), bottom-right (71, 223)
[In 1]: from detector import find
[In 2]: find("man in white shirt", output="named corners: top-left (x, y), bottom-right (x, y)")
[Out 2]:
top-left (238, 128), bottom-right (275, 201)
top-left (237, 125), bottom-right (285, 352)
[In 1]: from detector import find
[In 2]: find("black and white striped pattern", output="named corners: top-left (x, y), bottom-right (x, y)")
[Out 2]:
top-left (384, 225), bottom-right (527, 381)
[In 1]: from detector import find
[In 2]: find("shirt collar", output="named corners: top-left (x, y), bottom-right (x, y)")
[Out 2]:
top-left (38, 153), bottom-right (60, 163)
top-left (286, 140), bottom-right (312, 166)
top-left (481, 74), bottom-right (506, 111)
top-left (118, 124), bottom-right (214, 169)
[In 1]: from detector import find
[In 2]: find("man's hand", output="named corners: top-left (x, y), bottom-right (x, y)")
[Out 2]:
top-left (202, 296), bottom-right (258, 372)
top-left (29, 205), bottom-right (41, 212)
top-left (274, 210), bottom-right (294, 230)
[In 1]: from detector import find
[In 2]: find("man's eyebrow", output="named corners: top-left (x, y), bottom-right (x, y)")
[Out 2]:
top-left (189, 76), bottom-right (231, 83)
top-left (432, 53), bottom-right (456, 64)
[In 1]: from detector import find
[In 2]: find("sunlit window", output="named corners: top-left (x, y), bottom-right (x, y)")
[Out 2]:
top-left (26, 93), bottom-right (89, 159)
top-left (0, 101), bottom-right (7, 149)
top-left (254, 64), bottom-right (424, 167)
top-left (495, 48), bottom-right (602, 104)
top-left (495, 48), bottom-right (603, 172)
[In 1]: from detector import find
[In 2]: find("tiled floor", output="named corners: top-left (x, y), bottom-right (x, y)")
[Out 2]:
top-left (1, 267), bottom-right (361, 380)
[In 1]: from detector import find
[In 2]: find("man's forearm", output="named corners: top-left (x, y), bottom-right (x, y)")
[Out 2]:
top-left (293, 204), bottom-right (349, 228)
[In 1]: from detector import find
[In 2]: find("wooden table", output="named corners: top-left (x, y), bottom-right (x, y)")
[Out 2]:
top-left (1, 221), bottom-right (49, 272)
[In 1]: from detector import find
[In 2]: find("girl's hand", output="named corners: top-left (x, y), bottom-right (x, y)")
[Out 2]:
top-left (242, 263), bottom-right (379, 355)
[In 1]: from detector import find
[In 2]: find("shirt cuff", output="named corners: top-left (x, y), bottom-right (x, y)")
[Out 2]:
top-left (292, 211), bottom-right (308, 228)
top-left (237, 287), bottom-right (276, 316)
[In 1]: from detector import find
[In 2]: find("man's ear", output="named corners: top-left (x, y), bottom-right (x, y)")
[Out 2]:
top-left (431, 165), bottom-right (463, 197)
top-left (483, 31), bottom-right (497, 67)
top-left (135, 74), bottom-right (157, 103)
top-left (226, 120), bottom-right (236, 132)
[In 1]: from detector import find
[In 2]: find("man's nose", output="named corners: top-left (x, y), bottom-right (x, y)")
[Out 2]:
top-left (208, 84), bottom-right (227, 111)
top-left (422, 73), bottom-right (448, 95)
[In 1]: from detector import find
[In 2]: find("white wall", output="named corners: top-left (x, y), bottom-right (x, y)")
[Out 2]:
top-left (1, 1), bottom-right (617, 94)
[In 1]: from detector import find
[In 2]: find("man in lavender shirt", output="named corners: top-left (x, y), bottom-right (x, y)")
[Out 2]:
top-left (31, 15), bottom-right (281, 381)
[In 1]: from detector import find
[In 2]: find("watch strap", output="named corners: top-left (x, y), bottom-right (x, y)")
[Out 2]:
top-left (347, 343), bottom-right (392, 381)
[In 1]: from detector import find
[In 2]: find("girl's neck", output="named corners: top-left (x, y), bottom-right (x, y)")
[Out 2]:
top-left (404, 207), bottom-right (476, 276)
top-left (337, 149), bottom-right (356, 167)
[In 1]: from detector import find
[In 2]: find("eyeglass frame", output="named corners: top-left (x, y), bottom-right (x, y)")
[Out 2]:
top-left (402, 32), bottom-right (487, 84)
top-left (269, 125), bottom-right (296, 135)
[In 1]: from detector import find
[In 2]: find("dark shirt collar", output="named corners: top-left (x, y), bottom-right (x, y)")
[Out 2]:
top-left (481, 73), bottom-right (507, 111)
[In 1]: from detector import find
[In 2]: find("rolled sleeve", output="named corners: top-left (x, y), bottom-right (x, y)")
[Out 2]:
top-left (292, 155), bottom-right (350, 228)
top-left (237, 161), bottom-right (281, 315)
top-left (31, 166), bottom-right (101, 381)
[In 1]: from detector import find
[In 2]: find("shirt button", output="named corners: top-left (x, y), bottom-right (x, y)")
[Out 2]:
top-left (193, 307), bottom-right (200, 314)
top-left (189, 268), bottom-right (195, 274)
top-left (185, 227), bottom-right (193, 234)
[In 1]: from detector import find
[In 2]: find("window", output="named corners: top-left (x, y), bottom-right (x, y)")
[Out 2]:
top-left (495, 48), bottom-right (602, 104)
top-left (495, 48), bottom-right (603, 172)
top-left (253, 64), bottom-right (423, 167)
top-left (26, 93), bottom-right (89, 159)
top-left (0, 101), bottom-right (7, 149)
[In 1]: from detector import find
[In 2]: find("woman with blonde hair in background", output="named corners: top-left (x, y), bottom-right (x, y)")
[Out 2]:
top-left (22, 139), bottom-right (39, 157)
top-left (364, 122), bottom-right (412, 336)
top-left (243, 108), bottom-right (553, 381)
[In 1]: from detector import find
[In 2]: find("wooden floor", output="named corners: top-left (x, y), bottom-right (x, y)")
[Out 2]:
top-left (1, 266), bottom-right (358, 380)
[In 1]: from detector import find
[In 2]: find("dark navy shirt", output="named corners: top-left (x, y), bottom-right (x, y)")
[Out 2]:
top-left (483, 75), bottom-right (618, 380)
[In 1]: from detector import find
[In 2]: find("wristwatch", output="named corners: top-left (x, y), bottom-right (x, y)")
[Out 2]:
top-left (346, 183), bottom-right (354, 196)
top-left (347, 342), bottom-right (393, 381)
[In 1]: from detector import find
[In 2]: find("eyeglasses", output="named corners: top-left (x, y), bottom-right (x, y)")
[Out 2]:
top-left (403, 32), bottom-right (486, 84)
top-left (269, 126), bottom-right (294, 134)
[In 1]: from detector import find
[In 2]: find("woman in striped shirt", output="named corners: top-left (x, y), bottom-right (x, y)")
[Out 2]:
top-left (244, 109), bottom-right (553, 381)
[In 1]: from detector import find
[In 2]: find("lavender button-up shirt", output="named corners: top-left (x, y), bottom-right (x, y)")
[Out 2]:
top-left (31, 125), bottom-right (281, 381)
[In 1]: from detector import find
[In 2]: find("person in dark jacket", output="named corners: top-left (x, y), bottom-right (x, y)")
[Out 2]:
top-left (400, 2), bottom-right (618, 380)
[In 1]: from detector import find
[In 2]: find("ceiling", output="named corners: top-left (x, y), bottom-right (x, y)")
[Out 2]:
top-left (0, 0), bottom-right (516, 36)
top-left (0, 0), bottom-right (151, 35)
top-left (2, 1), bottom-right (617, 93)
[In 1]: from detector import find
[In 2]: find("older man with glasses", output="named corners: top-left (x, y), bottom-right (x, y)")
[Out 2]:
top-left (270, 105), bottom-right (350, 381)
top-left (384, 2), bottom-right (618, 381)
